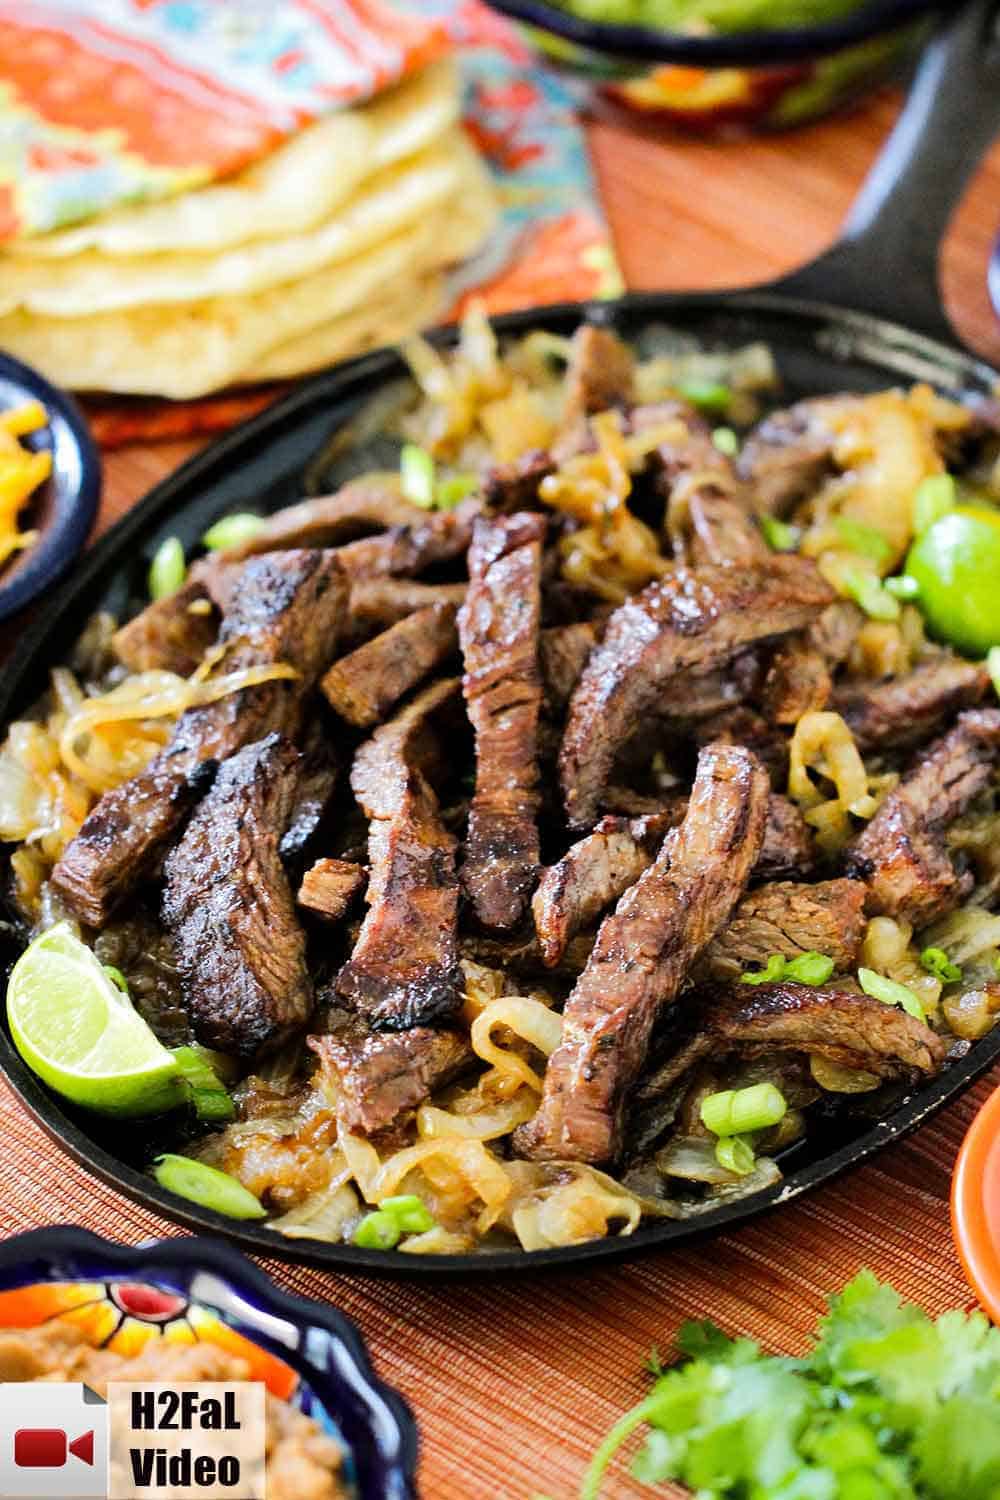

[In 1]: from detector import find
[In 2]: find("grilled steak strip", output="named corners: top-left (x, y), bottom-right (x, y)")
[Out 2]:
top-left (846, 708), bottom-right (1000, 928)
top-left (347, 578), bottom-right (466, 634)
top-left (563, 324), bottom-right (635, 423)
top-left (833, 656), bottom-right (990, 752)
top-left (761, 638), bottom-right (832, 724)
top-left (332, 497), bottom-right (479, 581)
top-left (51, 550), bottom-right (348, 927)
top-left (516, 743), bottom-right (769, 1164)
top-left (336, 678), bottom-right (463, 1029)
top-left (459, 513), bottom-right (546, 930)
top-left (163, 735), bottom-right (312, 1059)
top-left (279, 720), bottom-right (339, 866)
top-left (697, 878), bottom-right (867, 982)
top-left (483, 449), bottom-right (556, 513)
top-left (298, 859), bottom-right (366, 923)
top-left (310, 1020), bottom-right (472, 1137)
top-left (540, 622), bottom-right (597, 714)
top-left (737, 397), bottom-right (847, 515)
top-left (533, 793), bottom-right (818, 968)
top-left (654, 413), bottom-right (767, 569)
top-left (207, 475), bottom-right (423, 561)
top-left (559, 557), bottom-right (833, 828)
top-left (112, 578), bottom-right (218, 677)
top-left (636, 979), bottom-right (945, 1105)
top-left (321, 602), bottom-right (458, 728)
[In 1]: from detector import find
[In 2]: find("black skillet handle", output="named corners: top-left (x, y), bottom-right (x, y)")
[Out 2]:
top-left (774, 0), bottom-right (1000, 346)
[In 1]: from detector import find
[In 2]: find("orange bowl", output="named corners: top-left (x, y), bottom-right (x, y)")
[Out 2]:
top-left (952, 1084), bottom-right (1000, 1324)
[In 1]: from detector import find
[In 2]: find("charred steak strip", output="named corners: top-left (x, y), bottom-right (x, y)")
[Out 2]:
top-left (347, 578), bottom-right (466, 635)
top-left (736, 397), bottom-right (848, 516)
top-left (459, 512), bottom-right (546, 930)
top-left (697, 878), bottom-right (867, 982)
top-left (336, 678), bottom-right (463, 1029)
top-left (321, 602), bottom-right (458, 728)
top-left (310, 1020), bottom-right (471, 1137)
top-left (112, 578), bottom-right (218, 677)
top-left (539, 622), bottom-right (597, 714)
top-left (52, 549), bottom-right (348, 927)
top-left (559, 557), bottom-right (833, 828)
top-left (846, 708), bottom-right (1000, 928)
top-left (483, 449), bottom-right (556, 513)
top-left (833, 656), bottom-right (990, 752)
top-left (761, 638), bottom-right (832, 725)
top-left (333, 497), bottom-right (479, 581)
top-left (654, 413), bottom-right (767, 569)
top-left (163, 735), bottom-right (312, 1059)
top-left (563, 324), bottom-right (635, 423)
top-left (210, 475), bottom-right (424, 561)
top-left (298, 859), bottom-right (366, 923)
top-left (533, 794), bottom-right (818, 968)
top-left (516, 743), bottom-right (769, 1164)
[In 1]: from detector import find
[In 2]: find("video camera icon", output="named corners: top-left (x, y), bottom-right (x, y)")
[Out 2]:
top-left (13, 1429), bottom-right (95, 1469)
top-left (0, 1386), bottom-right (106, 1499)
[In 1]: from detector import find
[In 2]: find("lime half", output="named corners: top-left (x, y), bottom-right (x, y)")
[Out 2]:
top-left (7, 922), bottom-right (181, 1117)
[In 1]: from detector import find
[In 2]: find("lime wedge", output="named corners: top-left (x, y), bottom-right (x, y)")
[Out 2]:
top-left (7, 922), bottom-right (181, 1118)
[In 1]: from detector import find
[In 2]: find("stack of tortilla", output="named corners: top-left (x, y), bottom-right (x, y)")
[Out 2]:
top-left (0, 61), bottom-right (497, 399)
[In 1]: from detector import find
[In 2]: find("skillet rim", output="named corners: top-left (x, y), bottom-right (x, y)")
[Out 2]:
top-left (3, 287), bottom-right (1000, 1277)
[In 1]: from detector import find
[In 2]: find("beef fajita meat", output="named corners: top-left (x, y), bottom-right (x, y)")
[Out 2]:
top-left (539, 621), bottom-right (597, 714)
top-left (810, 600), bottom-right (865, 668)
top-left (332, 497), bottom-right (480, 581)
top-left (321, 602), bottom-right (458, 728)
top-left (693, 705), bottom-right (790, 789)
top-left (654, 411), bottom-right (767, 569)
top-left (563, 324), bottom-right (635, 423)
top-left (298, 858), bottom-right (366, 923)
top-left (112, 578), bottom-right (219, 677)
top-left (533, 793), bottom-right (818, 968)
top-left (52, 549), bottom-right (348, 927)
top-left (846, 708), bottom-right (1000, 928)
top-left (459, 512), bottom-right (546, 930)
top-left (162, 734), bottom-right (312, 1058)
top-left (761, 638), bottom-right (832, 724)
top-left (737, 397), bottom-right (848, 515)
top-left (833, 656), bottom-right (990, 753)
top-left (310, 1018), bottom-right (472, 1137)
top-left (336, 677), bottom-right (463, 1029)
top-left (483, 449), bottom-right (556, 513)
top-left (347, 577), bottom-right (466, 634)
top-left (516, 743), bottom-right (769, 1164)
top-left (207, 474), bottom-right (424, 561)
top-left (697, 878), bottom-right (867, 982)
top-left (559, 557), bottom-right (833, 828)
top-left (279, 721), bottom-right (339, 866)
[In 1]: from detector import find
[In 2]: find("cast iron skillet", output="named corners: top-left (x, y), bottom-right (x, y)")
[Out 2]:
top-left (1, 0), bottom-right (999, 1276)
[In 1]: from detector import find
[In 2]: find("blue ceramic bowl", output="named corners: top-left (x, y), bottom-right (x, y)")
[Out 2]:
top-left (0, 352), bottom-right (101, 623)
top-left (0, 1227), bottom-right (417, 1500)
top-left (485, 0), bottom-right (946, 132)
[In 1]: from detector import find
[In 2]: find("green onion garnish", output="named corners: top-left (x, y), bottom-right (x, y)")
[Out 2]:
top-left (148, 537), bottom-right (186, 600)
top-left (103, 965), bottom-right (129, 994)
top-left (834, 516), bottom-right (892, 565)
top-left (712, 426), bottom-right (739, 457)
top-left (701, 1084), bottom-right (787, 1138)
top-left (678, 379), bottom-right (731, 414)
top-left (353, 1210), bottom-right (402, 1250)
top-left (170, 1045), bottom-right (235, 1123)
top-left (152, 1154), bottom-right (265, 1219)
top-left (919, 947), bottom-right (963, 984)
top-left (740, 952), bottom-right (833, 987)
top-left (201, 512), bottom-right (265, 551)
top-left (857, 967), bottom-right (926, 1021)
top-left (739, 953), bottom-right (788, 986)
top-left (913, 473), bottom-right (956, 535)
top-left (840, 568), bottom-right (901, 622)
top-left (380, 1194), bottom-right (436, 1233)
top-left (400, 443), bottom-right (436, 509)
top-left (715, 1136), bottom-right (756, 1176)
top-left (760, 517), bottom-right (800, 553)
top-left (884, 574), bottom-right (920, 600)
top-left (435, 473), bottom-right (477, 510)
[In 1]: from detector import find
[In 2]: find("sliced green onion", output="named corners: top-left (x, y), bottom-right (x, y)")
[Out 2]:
top-left (170, 1045), bottom-right (235, 1123)
top-left (712, 426), bottom-right (739, 457)
top-left (988, 645), bottom-right (1000, 702)
top-left (148, 537), bottom-right (186, 601)
top-left (435, 473), bottom-right (477, 510)
top-left (740, 953), bottom-right (787, 986)
top-left (400, 443), bottom-right (436, 509)
top-left (834, 516), bottom-right (892, 565)
top-left (353, 1210), bottom-right (402, 1250)
top-left (701, 1083), bottom-right (787, 1138)
top-left (760, 517), bottom-right (800, 554)
top-left (784, 951), bottom-right (835, 986)
top-left (201, 512), bottom-right (265, 551)
top-left (715, 1136), bottom-right (756, 1176)
top-left (840, 567), bottom-right (901, 622)
top-left (678, 379), bottom-right (731, 414)
top-left (913, 473), bottom-right (957, 535)
top-left (919, 946), bottom-right (963, 984)
top-left (884, 574), bottom-right (920, 600)
top-left (103, 965), bottom-right (129, 994)
top-left (857, 967), bottom-right (926, 1021)
top-left (152, 1154), bottom-right (265, 1219)
top-left (381, 1193), bottom-right (436, 1233)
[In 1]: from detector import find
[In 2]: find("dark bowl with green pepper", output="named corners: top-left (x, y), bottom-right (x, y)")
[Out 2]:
top-left (485, 0), bottom-right (947, 133)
